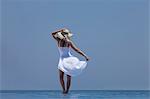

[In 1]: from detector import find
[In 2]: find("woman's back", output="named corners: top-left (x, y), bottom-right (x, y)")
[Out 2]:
top-left (58, 47), bottom-right (72, 58)
top-left (57, 39), bottom-right (72, 58)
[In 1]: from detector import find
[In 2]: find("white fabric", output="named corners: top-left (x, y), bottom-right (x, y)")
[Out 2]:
top-left (58, 47), bottom-right (87, 76)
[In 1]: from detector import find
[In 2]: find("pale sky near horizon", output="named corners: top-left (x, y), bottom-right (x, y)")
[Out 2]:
top-left (1, 0), bottom-right (149, 90)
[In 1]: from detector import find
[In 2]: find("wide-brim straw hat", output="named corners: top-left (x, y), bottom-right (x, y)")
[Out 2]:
top-left (63, 29), bottom-right (73, 37)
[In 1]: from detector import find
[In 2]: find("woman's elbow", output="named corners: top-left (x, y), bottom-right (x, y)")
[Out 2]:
top-left (51, 32), bottom-right (55, 35)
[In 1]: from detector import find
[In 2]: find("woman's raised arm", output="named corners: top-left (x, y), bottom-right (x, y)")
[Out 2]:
top-left (51, 29), bottom-right (64, 40)
top-left (69, 40), bottom-right (89, 61)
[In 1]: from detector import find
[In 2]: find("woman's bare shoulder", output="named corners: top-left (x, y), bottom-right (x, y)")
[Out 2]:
top-left (66, 39), bottom-right (72, 44)
top-left (68, 40), bottom-right (77, 48)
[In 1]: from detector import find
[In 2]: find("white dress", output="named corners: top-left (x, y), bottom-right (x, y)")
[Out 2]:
top-left (58, 47), bottom-right (87, 76)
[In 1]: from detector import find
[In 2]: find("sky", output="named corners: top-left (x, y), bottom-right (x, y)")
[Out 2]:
top-left (1, 0), bottom-right (149, 90)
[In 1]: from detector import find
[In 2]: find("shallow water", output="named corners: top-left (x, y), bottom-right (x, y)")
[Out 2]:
top-left (0, 90), bottom-right (150, 99)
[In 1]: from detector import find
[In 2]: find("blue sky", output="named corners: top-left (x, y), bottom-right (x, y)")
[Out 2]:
top-left (1, 0), bottom-right (149, 90)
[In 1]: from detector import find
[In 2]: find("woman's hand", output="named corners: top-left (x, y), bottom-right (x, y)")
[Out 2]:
top-left (85, 56), bottom-right (90, 61)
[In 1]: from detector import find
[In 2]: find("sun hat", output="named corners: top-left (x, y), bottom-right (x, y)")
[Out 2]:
top-left (63, 29), bottom-right (73, 37)
top-left (55, 32), bottom-right (65, 39)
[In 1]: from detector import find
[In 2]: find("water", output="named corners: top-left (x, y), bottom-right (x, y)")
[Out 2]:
top-left (0, 90), bottom-right (150, 99)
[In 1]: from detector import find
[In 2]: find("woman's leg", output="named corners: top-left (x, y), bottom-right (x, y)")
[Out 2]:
top-left (59, 70), bottom-right (65, 93)
top-left (65, 75), bottom-right (71, 93)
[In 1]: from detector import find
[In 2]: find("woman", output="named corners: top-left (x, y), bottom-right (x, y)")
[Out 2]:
top-left (51, 28), bottom-right (90, 94)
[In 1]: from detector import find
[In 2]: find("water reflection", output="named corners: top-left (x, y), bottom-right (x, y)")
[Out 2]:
top-left (55, 92), bottom-right (81, 99)
top-left (1, 90), bottom-right (149, 99)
